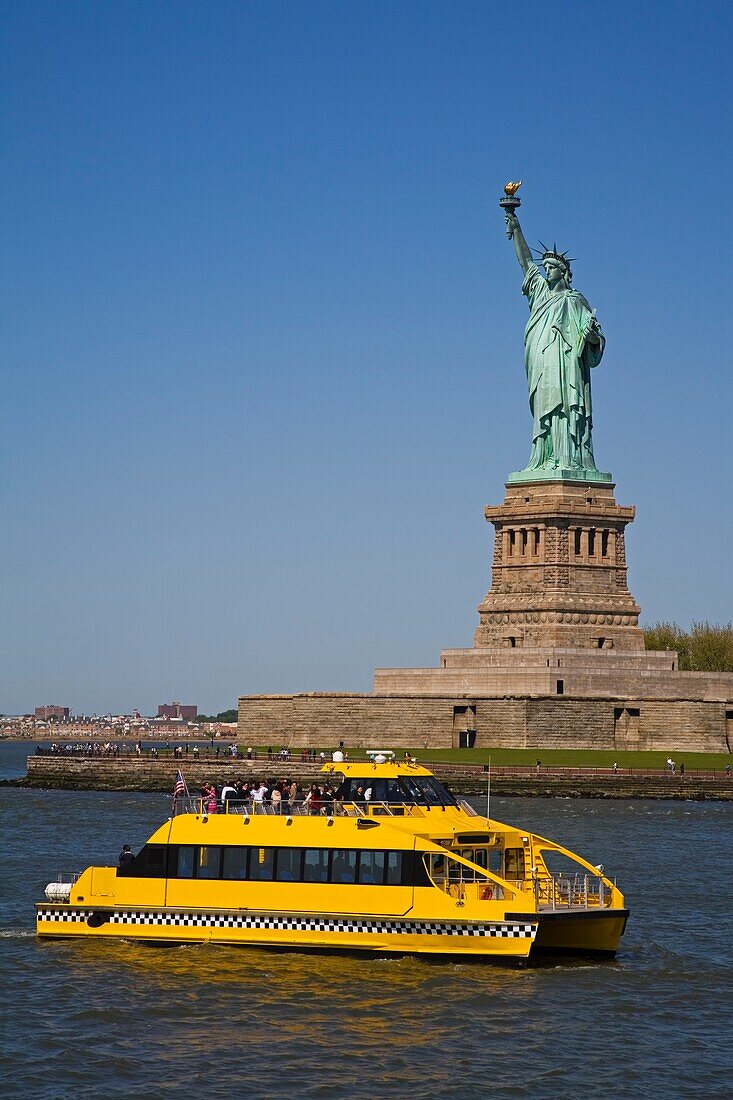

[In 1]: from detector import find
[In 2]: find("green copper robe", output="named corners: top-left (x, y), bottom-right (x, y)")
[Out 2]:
top-left (522, 262), bottom-right (605, 471)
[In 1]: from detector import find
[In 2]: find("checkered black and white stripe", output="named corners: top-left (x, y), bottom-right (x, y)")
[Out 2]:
top-left (36, 909), bottom-right (86, 923)
top-left (38, 907), bottom-right (535, 939)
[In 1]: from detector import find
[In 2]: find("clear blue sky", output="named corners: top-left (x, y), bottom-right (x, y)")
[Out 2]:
top-left (3, 1), bottom-right (732, 715)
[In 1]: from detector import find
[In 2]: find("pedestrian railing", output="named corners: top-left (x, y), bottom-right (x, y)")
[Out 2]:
top-left (533, 872), bottom-right (615, 910)
top-left (34, 745), bottom-right (730, 780)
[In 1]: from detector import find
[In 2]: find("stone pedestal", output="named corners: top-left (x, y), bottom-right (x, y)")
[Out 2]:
top-left (474, 479), bottom-right (643, 652)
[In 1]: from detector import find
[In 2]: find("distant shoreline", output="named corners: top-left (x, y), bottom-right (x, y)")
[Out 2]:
top-left (0, 729), bottom-right (236, 742)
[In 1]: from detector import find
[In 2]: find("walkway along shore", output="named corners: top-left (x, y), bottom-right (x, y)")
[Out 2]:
top-left (4, 753), bottom-right (732, 801)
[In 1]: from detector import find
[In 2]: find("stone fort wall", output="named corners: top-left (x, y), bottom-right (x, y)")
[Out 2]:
top-left (238, 693), bottom-right (732, 753)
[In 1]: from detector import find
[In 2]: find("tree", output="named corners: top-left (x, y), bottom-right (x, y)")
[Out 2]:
top-left (191, 709), bottom-right (238, 723)
top-left (644, 621), bottom-right (733, 672)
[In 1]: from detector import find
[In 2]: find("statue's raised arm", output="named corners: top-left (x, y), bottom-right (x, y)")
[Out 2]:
top-left (505, 210), bottom-right (532, 274)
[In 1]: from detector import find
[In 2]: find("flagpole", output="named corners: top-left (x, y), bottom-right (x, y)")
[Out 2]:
top-left (486, 755), bottom-right (491, 823)
top-left (172, 769), bottom-right (189, 811)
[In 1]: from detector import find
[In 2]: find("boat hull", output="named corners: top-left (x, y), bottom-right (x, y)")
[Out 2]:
top-left (36, 903), bottom-right (537, 960)
top-left (528, 909), bottom-right (629, 956)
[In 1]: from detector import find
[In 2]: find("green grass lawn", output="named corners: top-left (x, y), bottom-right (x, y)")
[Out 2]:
top-left (403, 748), bottom-right (732, 769)
top-left (236, 746), bottom-right (732, 770)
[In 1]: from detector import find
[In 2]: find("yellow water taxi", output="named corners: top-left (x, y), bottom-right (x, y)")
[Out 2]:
top-left (36, 752), bottom-right (628, 961)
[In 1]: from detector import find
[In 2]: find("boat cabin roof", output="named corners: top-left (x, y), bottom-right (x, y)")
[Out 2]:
top-left (320, 759), bottom-right (436, 780)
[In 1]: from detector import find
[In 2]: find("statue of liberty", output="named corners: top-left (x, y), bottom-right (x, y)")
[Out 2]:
top-left (503, 192), bottom-right (610, 482)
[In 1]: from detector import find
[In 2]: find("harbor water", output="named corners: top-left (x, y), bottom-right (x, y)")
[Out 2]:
top-left (1, 742), bottom-right (732, 1098)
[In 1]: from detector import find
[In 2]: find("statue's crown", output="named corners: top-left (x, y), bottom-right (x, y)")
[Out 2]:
top-left (535, 240), bottom-right (574, 277)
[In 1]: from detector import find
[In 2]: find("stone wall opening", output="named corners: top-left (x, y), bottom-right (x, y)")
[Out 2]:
top-left (614, 706), bottom-right (641, 750)
top-left (452, 704), bottom-right (477, 748)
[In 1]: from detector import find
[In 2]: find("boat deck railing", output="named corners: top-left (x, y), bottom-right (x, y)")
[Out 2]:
top-left (533, 872), bottom-right (615, 911)
top-left (172, 796), bottom-right (431, 819)
top-left (52, 870), bottom-right (82, 885)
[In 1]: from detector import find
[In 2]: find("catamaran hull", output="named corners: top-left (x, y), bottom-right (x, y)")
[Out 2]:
top-left (37, 903), bottom-right (538, 960)
top-left (527, 909), bottom-right (629, 956)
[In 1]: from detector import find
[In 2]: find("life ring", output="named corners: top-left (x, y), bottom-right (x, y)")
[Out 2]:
top-left (480, 885), bottom-right (494, 900)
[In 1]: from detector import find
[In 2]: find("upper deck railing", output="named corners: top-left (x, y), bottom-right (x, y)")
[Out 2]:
top-left (172, 797), bottom-right (432, 819)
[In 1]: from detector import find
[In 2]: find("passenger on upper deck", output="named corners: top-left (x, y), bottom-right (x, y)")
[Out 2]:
top-left (220, 783), bottom-right (237, 806)
top-left (305, 784), bottom-right (322, 815)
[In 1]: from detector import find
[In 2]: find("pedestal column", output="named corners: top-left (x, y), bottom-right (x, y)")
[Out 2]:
top-left (475, 479), bottom-right (643, 651)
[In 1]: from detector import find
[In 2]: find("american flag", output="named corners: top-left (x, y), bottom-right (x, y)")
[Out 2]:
top-left (173, 770), bottom-right (187, 802)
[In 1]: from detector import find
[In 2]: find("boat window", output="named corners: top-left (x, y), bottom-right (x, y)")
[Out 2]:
top-left (303, 849), bottom-right (329, 883)
top-left (397, 776), bottom-right (457, 806)
top-left (385, 779), bottom-right (404, 803)
top-left (331, 850), bottom-right (358, 883)
top-left (411, 777), bottom-right (442, 805)
top-left (146, 845), bottom-right (167, 875)
top-left (336, 779), bottom-right (371, 801)
top-left (386, 851), bottom-right (402, 885)
top-left (400, 776), bottom-right (425, 803)
top-left (424, 852), bottom-right (491, 887)
top-left (117, 844), bottom-right (168, 877)
top-left (367, 779), bottom-right (388, 801)
top-left (249, 847), bottom-right (275, 881)
top-left (335, 775), bottom-right (455, 806)
top-left (459, 847), bottom-right (501, 873)
top-left (429, 777), bottom-right (457, 805)
top-left (177, 846), bottom-right (195, 878)
top-left (504, 848), bottom-right (526, 879)
top-left (459, 849), bottom-right (479, 880)
top-left (197, 846), bottom-right (222, 879)
top-left (222, 847), bottom-right (248, 879)
top-left (276, 848), bottom-right (303, 882)
top-left (164, 846), bottom-right (421, 886)
top-left (445, 858), bottom-right (469, 885)
top-left (425, 853), bottom-right (446, 883)
top-left (358, 850), bottom-right (386, 884)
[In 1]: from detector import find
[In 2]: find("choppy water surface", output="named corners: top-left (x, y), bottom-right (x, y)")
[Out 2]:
top-left (1, 743), bottom-right (732, 1098)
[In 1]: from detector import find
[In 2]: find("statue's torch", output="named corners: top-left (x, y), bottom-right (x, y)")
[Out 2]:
top-left (499, 181), bottom-right (523, 237)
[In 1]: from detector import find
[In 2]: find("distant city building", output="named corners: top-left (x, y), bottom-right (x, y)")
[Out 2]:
top-left (157, 702), bottom-right (197, 720)
top-left (35, 705), bottom-right (70, 721)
